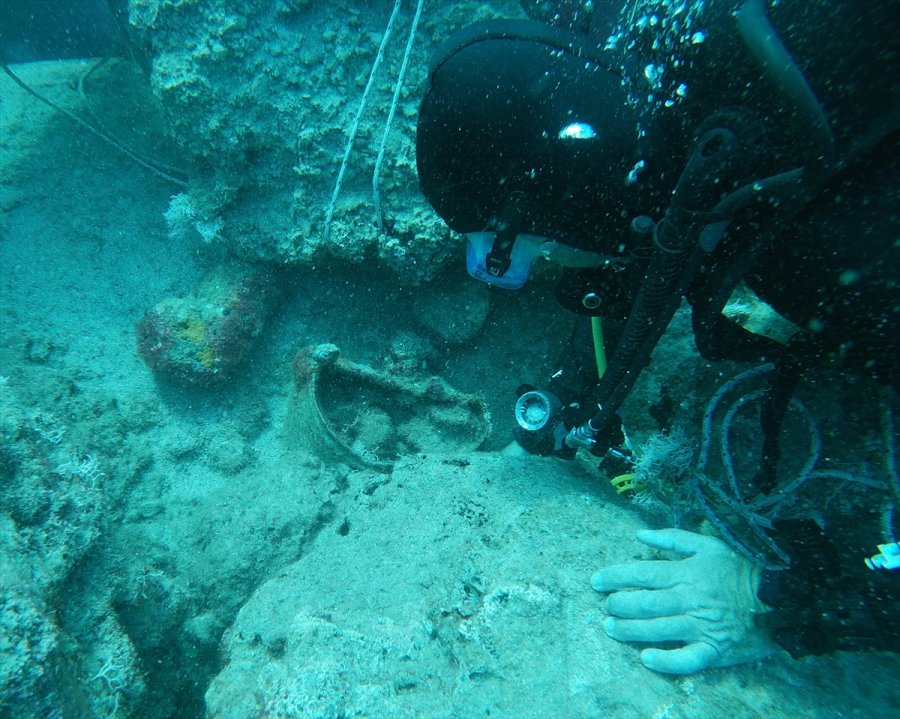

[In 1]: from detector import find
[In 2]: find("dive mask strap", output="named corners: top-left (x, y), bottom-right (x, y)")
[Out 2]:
top-left (485, 230), bottom-right (516, 279)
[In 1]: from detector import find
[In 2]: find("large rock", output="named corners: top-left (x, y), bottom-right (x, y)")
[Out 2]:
top-left (205, 453), bottom-right (900, 718)
top-left (127, 0), bottom-right (524, 281)
top-left (136, 262), bottom-right (283, 386)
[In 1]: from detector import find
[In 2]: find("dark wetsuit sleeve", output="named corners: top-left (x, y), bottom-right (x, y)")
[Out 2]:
top-left (547, 316), bottom-right (601, 411)
top-left (756, 518), bottom-right (900, 658)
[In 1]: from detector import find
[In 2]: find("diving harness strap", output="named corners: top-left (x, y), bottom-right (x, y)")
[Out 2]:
top-left (565, 0), bottom-right (840, 454)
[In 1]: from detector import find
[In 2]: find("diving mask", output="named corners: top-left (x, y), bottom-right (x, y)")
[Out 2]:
top-left (466, 232), bottom-right (606, 289)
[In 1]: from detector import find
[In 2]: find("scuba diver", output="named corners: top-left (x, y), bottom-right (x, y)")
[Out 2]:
top-left (416, 1), bottom-right (899, 674)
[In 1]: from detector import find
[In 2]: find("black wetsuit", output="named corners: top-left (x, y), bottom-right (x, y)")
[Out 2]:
top-left (520, 1), bottom-right (900, 658)
top-left (414, 0), bottom-right (898, 660)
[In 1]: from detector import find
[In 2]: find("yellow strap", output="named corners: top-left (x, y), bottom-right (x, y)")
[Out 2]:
top-left (610, 473), bottom-right (644, 494)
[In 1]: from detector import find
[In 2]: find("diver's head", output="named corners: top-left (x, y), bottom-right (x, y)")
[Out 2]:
top-left (416, 20), bottom-right (642, 288)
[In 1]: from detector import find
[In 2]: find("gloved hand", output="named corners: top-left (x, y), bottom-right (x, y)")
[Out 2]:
top-left (591, 528), bottom-right (776, 674)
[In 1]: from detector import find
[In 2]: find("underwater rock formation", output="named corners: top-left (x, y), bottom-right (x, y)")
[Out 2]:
top-left (413, 271), bottom-right (491, 345)
top-left (204, 452), bottom-right (900, 718)
top-left (0, 383), bottom-right (145, 717)
top-left (205, 454), bottom-right (631, 718)
top-left (126, 0), bottom-right (523, 281)
top-left (137, 262), bottom-right (283, 386)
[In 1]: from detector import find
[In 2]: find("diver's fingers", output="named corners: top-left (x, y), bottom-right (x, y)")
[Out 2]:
top-left (603, 615), bottom-right (698, 644)
top-left (640, 643), bottom-right (719, 675)
top-left (636, 528), bottom-right (724, 556)
top-left (591, 560), bottom-right (682, 592)
top-left (606, 588), bottom-right (691, 619)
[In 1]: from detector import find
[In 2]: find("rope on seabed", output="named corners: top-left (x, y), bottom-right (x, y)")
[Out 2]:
top-left (697, 363), bottom-right (774, 472)
top-left (1, 62), bottom-right (188, 187)
top-left (682, 364), bottom-right (890, 570)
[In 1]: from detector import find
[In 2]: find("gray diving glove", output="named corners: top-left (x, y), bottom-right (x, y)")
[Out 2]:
top-left (591, 528), bottom-right (776, 674)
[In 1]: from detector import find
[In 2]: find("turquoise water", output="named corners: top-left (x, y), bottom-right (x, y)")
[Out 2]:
top-left (1, 2), bottom-right (897, 717)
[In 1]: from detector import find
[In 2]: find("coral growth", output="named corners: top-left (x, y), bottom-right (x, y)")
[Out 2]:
top-left (633, 427), bottom-right (696, 502)
top-left (137, 263), bottom-right (283, 386)
top-left (127, 0), bottom-right (522, 280)
top-left (0, 379), bottom-right (144, 716)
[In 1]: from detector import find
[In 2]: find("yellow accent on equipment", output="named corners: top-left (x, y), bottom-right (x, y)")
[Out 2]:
top-left (610, 473), bottom-right (645, 494)
top-left (591, 315), bottom-right (607, 380)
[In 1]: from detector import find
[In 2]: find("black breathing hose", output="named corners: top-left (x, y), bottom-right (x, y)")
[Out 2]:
top-left (580, 124), bottom-right (747, 441)
top-left (574, 0), bottom-right (839, 447)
